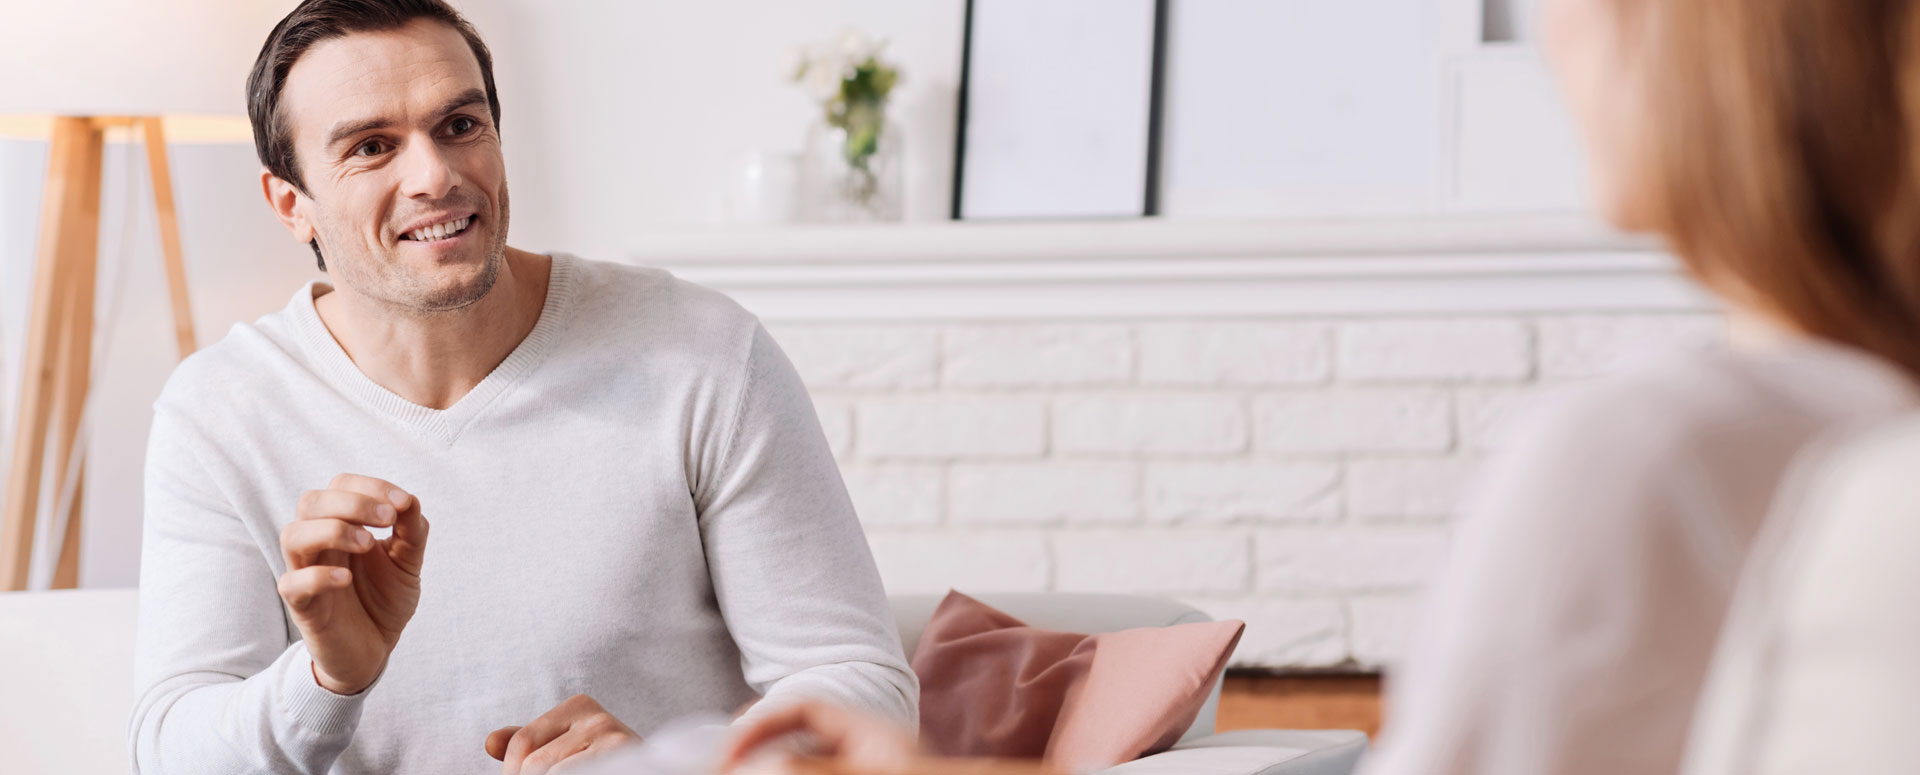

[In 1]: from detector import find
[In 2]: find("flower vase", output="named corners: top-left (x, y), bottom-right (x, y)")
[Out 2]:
top-left (799, 108), bottom-right (903, 222)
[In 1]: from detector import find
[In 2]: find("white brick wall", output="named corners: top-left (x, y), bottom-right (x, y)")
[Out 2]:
top-left (949, 462), bottom-right (1139, 524)
top-left (1144, 461), bottom-right (1340, 523)
top-left (839, 464), bottom-right (944, 527)
top-left (771, 325), bottom-right (939, 389)
top-left (858, 396), bottom-right (1047, 459)
top-left (944, 325), bottom-right (1133, 387)
top-left (1055, 394), bottom-right (1249, 456)
top-left (1139, 322), bottom-right (1332, 385)
top-left (1338, 319), bottom-right (1532, 381)
top-left (1254, 388), bottom-right (1452, 454)
top-left (1255, 528), bottom-right (1450, 593)
top-left (867, 531), bottom-right (1051, 594)
top-left (774, 312), bottom-right (1725, 669)
top-left (1054, 529), bottom-right (1252, 594)
top-left (1346, 457), bottom-right (1478, 521)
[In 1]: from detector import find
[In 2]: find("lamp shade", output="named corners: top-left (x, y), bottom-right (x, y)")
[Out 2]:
top-left (0, 0), bottom-right (289, 117)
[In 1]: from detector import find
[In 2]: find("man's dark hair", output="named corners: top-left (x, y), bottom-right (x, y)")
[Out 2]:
top-left (246, 0), bottom-right (502, 271)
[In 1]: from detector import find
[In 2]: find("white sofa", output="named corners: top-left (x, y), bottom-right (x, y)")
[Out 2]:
top-left (0, 589), bottom-right (1365, 774)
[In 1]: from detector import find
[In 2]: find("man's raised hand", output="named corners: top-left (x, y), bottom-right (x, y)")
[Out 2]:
top-left (278, 473), bottom-right (429, 695)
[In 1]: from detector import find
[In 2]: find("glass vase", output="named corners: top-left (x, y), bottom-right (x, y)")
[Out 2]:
top-left (799, 111), bottom-right (904, 222)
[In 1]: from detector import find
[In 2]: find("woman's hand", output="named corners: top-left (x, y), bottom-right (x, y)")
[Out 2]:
top-left (720, 701), bottom-right (917, 775)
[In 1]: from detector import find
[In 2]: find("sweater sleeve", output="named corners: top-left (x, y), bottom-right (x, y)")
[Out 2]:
top-left (695, 323), bottom-right (920, 731)
top-left (130, 404), bottom-right (373, 774)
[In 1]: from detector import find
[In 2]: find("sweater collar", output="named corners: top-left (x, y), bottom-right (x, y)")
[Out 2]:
top-left (285, 252), bottom-right (578, 446)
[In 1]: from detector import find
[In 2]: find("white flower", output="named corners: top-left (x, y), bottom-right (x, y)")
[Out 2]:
top-left (837, 27), bottom-right (872, 60)
top-left (805, 51), bottom-right (847, 101)
top-left (782, 45), bottom-right (808, 82)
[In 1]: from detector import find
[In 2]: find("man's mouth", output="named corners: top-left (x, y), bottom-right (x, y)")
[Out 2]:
top-left (399, 215), bottom-right (475, 242)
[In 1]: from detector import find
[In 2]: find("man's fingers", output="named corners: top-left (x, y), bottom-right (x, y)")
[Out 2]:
top-left (276, 565), bottom-right (351, 611)
top-left (503, 709), bottom-right (572, 773)
top-left (297, 489), bottom-right (397, 527)
top-left (386, 505), bottom-right (430, 575)
top-left (500, 696), bottom-right (628, 775)
top-left (323, 473), bottom-right (415, 512)
top-left (517, 726), bottom-right (596, 775)
top-left (486, 726), bottom-right (521, 761)
top-left (280, 518), bottom-right (375, 569)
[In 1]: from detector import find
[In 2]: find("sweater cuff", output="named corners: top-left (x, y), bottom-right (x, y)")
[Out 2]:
top-left (275, 642), bottom-right (375, 737)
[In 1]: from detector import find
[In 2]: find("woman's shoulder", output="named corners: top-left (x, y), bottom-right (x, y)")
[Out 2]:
top-left (1464, 341), bottom-right (1916, 566)
top-left (1519, 341), bottom-right (1914, 465)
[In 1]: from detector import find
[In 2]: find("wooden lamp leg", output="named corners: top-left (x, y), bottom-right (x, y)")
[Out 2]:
top-left (3, 117), bottom-right (104, 592)
top-left (142, 117), bottom-right (197, 358)
top-left (47, 191), bottom-right (100, 589)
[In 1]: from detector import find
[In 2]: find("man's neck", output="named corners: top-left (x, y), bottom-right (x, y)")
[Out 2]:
top-left (314, 246), bottom-right (552, 410)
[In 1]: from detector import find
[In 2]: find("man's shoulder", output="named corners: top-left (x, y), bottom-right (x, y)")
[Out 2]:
top-left (563, 253), bottom-right (762, 351)
top-left (569, 253), bottom-right (749, 314)
top-left (154, 294), bottom-right (313, 416)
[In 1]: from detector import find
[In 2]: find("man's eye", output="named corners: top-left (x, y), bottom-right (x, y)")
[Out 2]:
top-left (356, 140), bottom-right (385, 157)
top-left (450, 117), bottom-right (476, 134)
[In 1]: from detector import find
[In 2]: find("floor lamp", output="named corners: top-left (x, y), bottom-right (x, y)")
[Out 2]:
top-left (0, 1), bottom-right (279, 592)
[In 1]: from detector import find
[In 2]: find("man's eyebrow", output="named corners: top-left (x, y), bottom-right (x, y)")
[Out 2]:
top-left (323, 88), bottom-right (490, 150)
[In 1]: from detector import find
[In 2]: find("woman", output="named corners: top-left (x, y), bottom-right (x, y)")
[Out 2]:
top-left (1364, 1), bottom-right (1920, 774)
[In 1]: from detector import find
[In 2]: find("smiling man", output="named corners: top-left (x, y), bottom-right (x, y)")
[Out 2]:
top-left (127, 2), bottom-right (916, 774)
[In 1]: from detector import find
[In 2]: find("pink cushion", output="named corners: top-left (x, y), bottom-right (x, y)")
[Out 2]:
top-left (909, 591), bottom-right (1245, 771)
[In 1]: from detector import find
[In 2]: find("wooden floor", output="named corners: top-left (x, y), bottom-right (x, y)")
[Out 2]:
top-left (1215, 673), bottom-right (1382, 737)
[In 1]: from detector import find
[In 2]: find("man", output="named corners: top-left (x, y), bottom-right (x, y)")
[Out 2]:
top-left (129, 2), bottom-right (916, 773)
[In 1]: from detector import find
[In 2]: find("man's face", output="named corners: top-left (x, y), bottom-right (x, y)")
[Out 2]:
top-left (274, 18), bottom-right (509, 313)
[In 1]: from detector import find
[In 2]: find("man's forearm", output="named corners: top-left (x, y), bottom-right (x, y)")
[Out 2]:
top-left (132, 641), bottom-right (370, 775)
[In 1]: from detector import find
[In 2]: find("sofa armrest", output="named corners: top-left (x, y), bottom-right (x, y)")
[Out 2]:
top-left (1097, 730), bottom-right (1368, 775)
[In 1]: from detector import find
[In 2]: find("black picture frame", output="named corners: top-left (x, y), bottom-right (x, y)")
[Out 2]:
top-left (951, 0), bottom-right (1169, 221)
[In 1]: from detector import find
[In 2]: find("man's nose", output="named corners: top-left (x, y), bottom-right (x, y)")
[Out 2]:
top-left (398, 136), bottom-right (461, 200)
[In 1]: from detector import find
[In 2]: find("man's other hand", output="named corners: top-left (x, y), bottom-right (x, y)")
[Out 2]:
top-left (486, 694), bottom-right (640, 775)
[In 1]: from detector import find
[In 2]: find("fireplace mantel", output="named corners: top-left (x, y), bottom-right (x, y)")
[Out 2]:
top-left (623, 215), bottom-right (1713, 322)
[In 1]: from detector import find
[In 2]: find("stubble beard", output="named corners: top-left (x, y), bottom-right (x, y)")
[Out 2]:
top-left (322, 187), bottom-right (512, 319)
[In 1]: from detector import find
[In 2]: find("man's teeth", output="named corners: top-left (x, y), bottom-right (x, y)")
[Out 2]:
top-left (405, 216), bottom-right (471, 242)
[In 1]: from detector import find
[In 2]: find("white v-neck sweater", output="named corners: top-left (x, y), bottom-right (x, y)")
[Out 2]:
top-left (129, 253), bottom-right (917, 775)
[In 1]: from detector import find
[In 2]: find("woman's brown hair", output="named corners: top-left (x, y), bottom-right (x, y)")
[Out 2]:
top-left (1639, 0), bottom-right (1920, 374)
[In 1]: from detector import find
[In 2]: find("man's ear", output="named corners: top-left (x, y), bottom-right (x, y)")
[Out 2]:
top-left (260, 167), bottom-right (315, 243)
